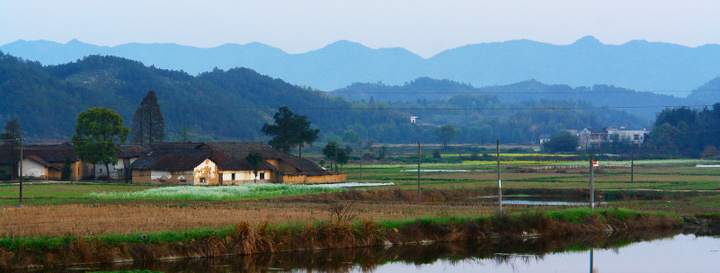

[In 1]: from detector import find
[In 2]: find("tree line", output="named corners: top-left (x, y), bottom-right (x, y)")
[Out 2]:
top-left (541, 103), bottom-right (720, 159)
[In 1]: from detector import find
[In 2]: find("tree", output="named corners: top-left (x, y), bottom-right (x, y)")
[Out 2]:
top-left (72, 107), bottom-right (130, 181)
top-left (262, 107), bottom-right (320, 157)
top-left (543, 131), bottom-right (579, 153)
top-left (178, 124), bottom-right (191, 142)
top-left (322, 141), bottom-right (348, 172)
top-left (435, 124), bottom-right (457, 148)
top-left (2, 117), bottom-right (21, 179)
top-left (130, 91), bottom-right (165, 144)
top-left (246, 152), bottom-right (264, 182)
top-left (648, 123), bottom-right (678, 156)
top-left (342, 129), bottom-right (361, 145)
top-left (3, 117), bottom-right (21, 140)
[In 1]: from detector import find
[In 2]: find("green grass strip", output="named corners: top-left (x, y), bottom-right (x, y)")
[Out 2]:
top-left (88, 184), bottom-right (343, 200)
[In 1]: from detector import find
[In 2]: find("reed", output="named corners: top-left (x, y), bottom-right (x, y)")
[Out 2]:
top-left (0, 208), bottom-right (682, 270)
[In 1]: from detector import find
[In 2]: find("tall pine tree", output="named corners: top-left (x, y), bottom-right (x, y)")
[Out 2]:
top-left (2, 117), bottom-right (22, 179)
top-left (130, 91), bottom-right (165, 144)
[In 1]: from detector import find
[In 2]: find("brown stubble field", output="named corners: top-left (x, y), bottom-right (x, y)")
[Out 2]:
top-left (0, 200), bottom-right (506, 238)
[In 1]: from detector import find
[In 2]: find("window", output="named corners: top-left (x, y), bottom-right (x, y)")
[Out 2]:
top-left (259, 173), bottom-right (265, 180)
top-left (200, 178), bottom-right (206, 183)
top-left (231, 173), bottom-right (236, 180)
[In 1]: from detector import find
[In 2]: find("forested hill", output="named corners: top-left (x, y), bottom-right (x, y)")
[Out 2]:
top-left (0, 53), bottom-right (408, 142)
top-left (0, 52), bottom-right (681, 145)
top-left (331, 78), bottom-right (688, 119)
top-left (688, 76), bottom-right (720, 103)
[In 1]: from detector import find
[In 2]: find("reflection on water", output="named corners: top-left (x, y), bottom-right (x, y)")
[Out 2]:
top-left (35, 229), bottom-right (720, 273)
top-left (472, 194), bottom-right (606, 206)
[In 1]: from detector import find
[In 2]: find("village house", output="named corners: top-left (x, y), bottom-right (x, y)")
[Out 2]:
top-left (578, 127), bottom-right (647, 149)
top-left (92, 145), bottom-right (150, 181)
top-left (129, 142), bottom-right (346, 185)
top-left (0, 143), bottom-right (86, 180)
top-left (0, 142), bottom-right (155, 181)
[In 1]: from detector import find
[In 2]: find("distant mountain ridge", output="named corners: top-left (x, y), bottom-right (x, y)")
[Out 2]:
top-left (332, 77), bottom-right (691, 120)
top-left (4, 37), bottom-right (720, 92)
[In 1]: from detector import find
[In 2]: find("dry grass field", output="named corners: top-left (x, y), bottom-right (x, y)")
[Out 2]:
top-left (0, 200), bottom-right (503, 237)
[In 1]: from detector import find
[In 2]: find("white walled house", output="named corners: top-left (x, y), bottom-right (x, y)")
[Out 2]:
top-left (130, 142), bottom-right (346, 185)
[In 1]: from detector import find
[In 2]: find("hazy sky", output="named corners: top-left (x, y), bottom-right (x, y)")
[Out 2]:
top-left (3, 0), bottom-right (720, 58)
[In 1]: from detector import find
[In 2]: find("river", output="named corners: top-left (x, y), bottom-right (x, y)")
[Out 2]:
top-left (33, 229), bottom-right (720, 273)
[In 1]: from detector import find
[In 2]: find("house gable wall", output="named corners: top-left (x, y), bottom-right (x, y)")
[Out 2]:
top-left (21, 159), bottom-right (48, 179)
top-left (266, 159), bottom-right (297, 173)
top-left (193, 159), bottom-right (219, 185)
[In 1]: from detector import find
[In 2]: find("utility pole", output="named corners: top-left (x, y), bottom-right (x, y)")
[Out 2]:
top-left (590, 155), bottom-right (596, 209)
top-left (417, 142), bottom-right (422, 200)
top-left (360, 155), bottom-right (363, 181)
top-left (631, 145), bottom-right (635, 182)
top-left (497, 140), bottom-right (503, 212)
top-left (18, 137), bottom-right (24, 205)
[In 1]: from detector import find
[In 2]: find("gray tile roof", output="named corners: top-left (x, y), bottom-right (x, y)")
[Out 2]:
top-left (129, 142), bottom-right (332, 176)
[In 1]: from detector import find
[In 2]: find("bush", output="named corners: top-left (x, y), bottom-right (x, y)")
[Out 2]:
top-left (0, 170), bottom-right (10, 180)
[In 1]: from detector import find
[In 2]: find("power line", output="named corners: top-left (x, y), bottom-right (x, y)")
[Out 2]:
top-left (0, 100), bottom-right (713, 111)
top-left (3, 82), bottom-right (720, 95)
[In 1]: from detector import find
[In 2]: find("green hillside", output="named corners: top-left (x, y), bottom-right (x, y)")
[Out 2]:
top-left (1, 52), bottom-right (653, 145)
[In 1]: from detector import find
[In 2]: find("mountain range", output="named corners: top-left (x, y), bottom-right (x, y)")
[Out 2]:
top-left (3, 37), bottom-right (720, 93)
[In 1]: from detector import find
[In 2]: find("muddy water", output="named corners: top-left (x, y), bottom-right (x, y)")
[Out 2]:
top-left (33, 229), bottom-right (719, 273)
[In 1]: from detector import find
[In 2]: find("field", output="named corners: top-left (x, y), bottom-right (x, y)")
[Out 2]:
top-left (1, 158), bottom-right (719, 239)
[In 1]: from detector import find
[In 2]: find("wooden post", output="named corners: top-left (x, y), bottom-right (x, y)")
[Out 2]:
top-left (360, 157), bottom-right (363, 181)
top-left (631, 146), bottom-right (635, 182)
top-left (19, 137), bottom-right (23, 205)
top-left (589, 154), bottom-right (595, 210)
top-left (417, 142), bottom-right (422, 200)
top-left (497, 140), bottom-right (502, 212)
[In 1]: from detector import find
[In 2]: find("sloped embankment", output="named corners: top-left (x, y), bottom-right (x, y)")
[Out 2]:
top-left (0, 208), bottom-right (682, 270)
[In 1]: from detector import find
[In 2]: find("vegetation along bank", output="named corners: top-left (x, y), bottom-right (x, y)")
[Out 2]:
top-left (0, 208), bottom-right (698, 270)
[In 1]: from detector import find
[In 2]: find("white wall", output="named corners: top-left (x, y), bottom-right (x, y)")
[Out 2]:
top-left (20, 159), bottom-right (46, 178)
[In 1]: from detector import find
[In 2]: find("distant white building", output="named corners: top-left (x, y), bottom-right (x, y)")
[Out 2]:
top-left (578, 127), bottom-right (647, 149)
top-left (606, 127), bottom-right (646, 145)
top-left (409, 115), bottom-right (418, 123)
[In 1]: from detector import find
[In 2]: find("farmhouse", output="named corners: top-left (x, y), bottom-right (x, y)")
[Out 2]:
top-left (0, 143), bottom-right (86, 180)
top-left (130, 142), bottom-right (345, 185)
top-left (578, 127), bottom-right (647, 149)
top-left (92, 144), bottom-right (151, 181)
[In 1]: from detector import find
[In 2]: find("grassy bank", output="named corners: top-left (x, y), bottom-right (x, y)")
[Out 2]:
top-left (0, 208), bottom-right (684, 270)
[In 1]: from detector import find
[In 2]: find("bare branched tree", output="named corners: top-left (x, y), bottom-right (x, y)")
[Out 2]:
top-left (325, 202), bottom-right (360, 222)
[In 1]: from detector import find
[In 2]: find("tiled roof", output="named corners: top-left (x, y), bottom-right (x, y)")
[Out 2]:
top-left (129, 142), bottom-right (332, 176)
top-left (0, 143), bottom-right (79, 165)
top-left (204, 142), bottom-right (331, 175)
top-left (23, 143), bottom-right (78, 163)
top-left (129, 143), bottom-right (211, 171)
top-left (26, 155), bottom-right (62, 170)
top-left (118, 144), bottom-right (151, 158)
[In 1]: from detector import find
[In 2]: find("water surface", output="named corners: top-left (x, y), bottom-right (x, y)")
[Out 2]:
top-left (37, 230), bottom-right (719, 273)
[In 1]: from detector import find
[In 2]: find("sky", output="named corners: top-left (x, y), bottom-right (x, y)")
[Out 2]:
top-left (2, 0), bottom-right (720, 58)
